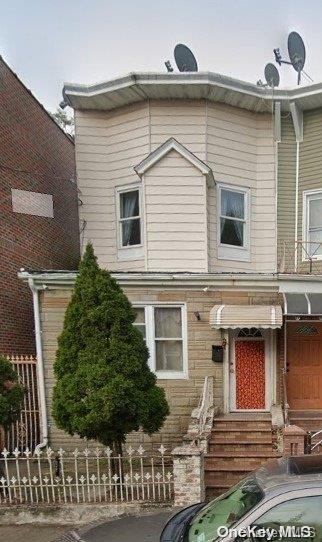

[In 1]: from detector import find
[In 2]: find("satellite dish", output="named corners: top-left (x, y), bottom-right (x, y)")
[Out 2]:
top-left (288, 31), bottom-right (306, 73)
top-left (264, 63), bottom-right (280, 87)
top-left (174, 44), bottom-right (198, 72)
top-left (288, 31), bottom-right (306, 84)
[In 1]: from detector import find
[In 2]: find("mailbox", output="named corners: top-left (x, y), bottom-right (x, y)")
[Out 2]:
top-left (212, 345), bottom-right (224, 363)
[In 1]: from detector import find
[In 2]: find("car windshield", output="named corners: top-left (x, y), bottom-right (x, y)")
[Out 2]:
top-left (184, 477), bottom-right (263, 542)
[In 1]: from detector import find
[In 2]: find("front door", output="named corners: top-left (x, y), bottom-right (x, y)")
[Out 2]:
top-left (287, 322), bottom-right (322, 410)
top-left (230, 329), bottom-right (268, 411)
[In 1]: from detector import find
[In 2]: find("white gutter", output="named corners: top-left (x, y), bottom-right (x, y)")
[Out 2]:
top-left (28, 278), bottom-right (48, 453)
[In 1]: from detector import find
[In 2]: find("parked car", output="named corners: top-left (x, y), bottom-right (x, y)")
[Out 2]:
top-left (161, 455), bottom-right (322, 541)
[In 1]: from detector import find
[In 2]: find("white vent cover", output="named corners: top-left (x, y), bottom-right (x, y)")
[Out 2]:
top-left (11, 189), bottom-right (54, 218)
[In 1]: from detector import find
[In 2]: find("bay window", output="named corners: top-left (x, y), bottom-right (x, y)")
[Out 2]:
top-left (118, 187), bottom-right (141, 247)
top-left (133, 304), bottom-right (187, 379)
top-left (218, 184), bottom-right (250, 261)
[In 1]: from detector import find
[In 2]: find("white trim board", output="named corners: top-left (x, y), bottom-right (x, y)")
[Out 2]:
top-left (134, 138), bottom-right (214, 186)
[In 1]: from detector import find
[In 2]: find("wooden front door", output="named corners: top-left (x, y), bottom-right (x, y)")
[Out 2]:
top-left (231, 336), bottom-right (267, 411)
top-left (287, 322), bottom-right (322, 410)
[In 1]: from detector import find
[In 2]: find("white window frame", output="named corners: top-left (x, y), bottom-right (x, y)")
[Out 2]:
top-left (133, 302), bottom-right (188, 380)
top-left (217, 183), bottom-right (251, 262)
top-left (302, 189), bottom-right (322, 261)
top-left (116, 183), bottom-right (144, 261)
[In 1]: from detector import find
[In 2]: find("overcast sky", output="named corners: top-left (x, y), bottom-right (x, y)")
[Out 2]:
top-left (1, 0), bottom-right (321, 112)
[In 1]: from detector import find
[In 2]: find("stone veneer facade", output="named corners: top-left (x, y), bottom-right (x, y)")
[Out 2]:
top-left (40, 284), bottom-right (281, 451)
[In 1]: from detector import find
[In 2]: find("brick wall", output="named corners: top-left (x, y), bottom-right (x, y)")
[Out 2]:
top-left (39, 285), bottom-right (281, 452)
top-left (0, 57), bottom-right (80, 355)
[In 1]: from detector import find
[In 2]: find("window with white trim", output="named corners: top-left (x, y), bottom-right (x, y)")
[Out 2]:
top-left (218, 184), bottom-right (250, 261)
top-left (118, 187), bottom-right (141, 247)
top-left (303, 190), bottom-right (322, 259)
top-left (133, 304), bottom-right (187, 379)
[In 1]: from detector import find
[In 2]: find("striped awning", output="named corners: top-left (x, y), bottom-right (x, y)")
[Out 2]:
top-left (210, 304), bottom-right (283, 329)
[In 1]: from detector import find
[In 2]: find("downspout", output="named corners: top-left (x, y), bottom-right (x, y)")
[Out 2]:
top-left (294, 141), bottom-right (300, 272)
top-left (28, 278), bottom-right (48, 452)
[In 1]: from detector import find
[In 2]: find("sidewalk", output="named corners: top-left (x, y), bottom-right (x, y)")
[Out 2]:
top-left (0, 525), bottom-right (70, 542)
top-left (0, 510), bottom-right (175, 542)
top-left (74, 511), bottom-right (174, 541)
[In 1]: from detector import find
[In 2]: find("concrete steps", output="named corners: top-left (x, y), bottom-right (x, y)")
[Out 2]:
top-left (205, 415), bottom-right (279, 500)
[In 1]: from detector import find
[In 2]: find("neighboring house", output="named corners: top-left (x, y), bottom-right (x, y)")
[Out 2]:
top-left (0, 57), bottom-right (80, 356)
top-left (19, 72), bottom-right (322, 495)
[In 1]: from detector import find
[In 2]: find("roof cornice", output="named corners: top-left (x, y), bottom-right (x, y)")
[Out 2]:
top-left (20, 270), bottom-right (322, 293)
top-left (63, 72), bottom-right (322, 113)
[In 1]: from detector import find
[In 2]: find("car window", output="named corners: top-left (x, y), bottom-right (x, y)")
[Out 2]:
top-left (184, 478), bottom-right (263, 542)
top-left (252, 496), bottom-right (322, 542)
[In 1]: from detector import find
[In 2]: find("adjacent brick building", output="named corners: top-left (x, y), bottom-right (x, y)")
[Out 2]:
top-left (0, 57), bottom-right (79, 355)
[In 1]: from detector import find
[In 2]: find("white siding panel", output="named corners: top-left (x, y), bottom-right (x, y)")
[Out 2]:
top-left (207, 102), bottom-right (276, 273)
top-left (150, 100), bottom-right (206, 160)
top-left (145, 150), bottom-right (207, 272)
top-left (75, 103), bottom-right (150, 271)
top-left (75, 99), bottom-right (276, 275)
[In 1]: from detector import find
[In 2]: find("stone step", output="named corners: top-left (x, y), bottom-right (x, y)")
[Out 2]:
top-left (215, 412), bottom-right (271, 423)
top-left (210, 431), bottom-right (272, 444)
top-left (205, 470), bottom-right (251, 486)
top-left (213, 420), bottom-right (271, 430)
top-left (205, 415), bottom-right (275, 502)
top-left (206, 450), bottom-right (280, 458)
top-left (212, 425), bottom-right (272, 435)
top-left (208, 442), bottom-right (274, 453)
top-left (205, 456), bottom-right (275, 471)
top-left (289, 410), bottom-right (322, 418)
top-left (211, 431), bottom-right (272, 441)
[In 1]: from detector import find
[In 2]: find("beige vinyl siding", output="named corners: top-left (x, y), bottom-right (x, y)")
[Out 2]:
top-left (75, 103), bottom-right (150, 271)
top-left (299, 109), bottom-right (322, 231)
top-left (297, 109), bottom-right (322, 272)
top-left (75, 98), bottom-right (276, 273)
top-left (277, 116), bottom-right (296, 268)
top-left (207, 102), bottom-right (276, 272)
top-left (144, 150), bottom-right (207, 271)
top-left (277, 110), bottom-right (322, 274)
top-left (149, 100), bottom-right (206, 160)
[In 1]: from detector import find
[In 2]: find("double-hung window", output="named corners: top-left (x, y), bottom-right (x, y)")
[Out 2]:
top-left (133, 304), bottom-right (187, 379)
top-left (118, 187), bottom-right (141, 247)
top-left (303, 190), bottom-right (322, 259)
top-left (218, 184), bottom-right (250, 261)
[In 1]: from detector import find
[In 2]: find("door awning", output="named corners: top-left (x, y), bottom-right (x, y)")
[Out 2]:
top-left (210, 304), bottom-right (283, 329)
top-left (284, 293), bottom-right (322, 315)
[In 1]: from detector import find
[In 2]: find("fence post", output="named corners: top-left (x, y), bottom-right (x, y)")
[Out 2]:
top-left (172, 444), bottom-right (205, 507)
top-left (282, 425), bottom-right (306, 455)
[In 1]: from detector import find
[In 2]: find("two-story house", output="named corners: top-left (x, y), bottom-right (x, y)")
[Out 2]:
top-left (20, 72), bottom-right (322, 496)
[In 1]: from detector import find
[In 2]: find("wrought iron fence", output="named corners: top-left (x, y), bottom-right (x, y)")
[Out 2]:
top-left (5, 356), bottom-right (40, 452)
top-left (0, 446), bottom-right (173, 505)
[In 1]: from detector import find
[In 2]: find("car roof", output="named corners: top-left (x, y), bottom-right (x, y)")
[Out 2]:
top-left (251, 456), bottom-right (322, 497)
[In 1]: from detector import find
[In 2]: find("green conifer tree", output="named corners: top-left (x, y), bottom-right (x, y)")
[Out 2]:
top-left (52, 243), bottom-right (169, 452)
